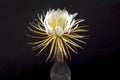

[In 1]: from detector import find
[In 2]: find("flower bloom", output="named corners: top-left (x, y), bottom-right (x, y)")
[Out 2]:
top-left (27, 9), bottom-right (88, 61)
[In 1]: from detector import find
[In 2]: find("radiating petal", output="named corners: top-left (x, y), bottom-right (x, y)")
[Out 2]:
top-left (46, 38), bottom-right (56, 61)
top-left (36, 37), bottom-right (53, 56)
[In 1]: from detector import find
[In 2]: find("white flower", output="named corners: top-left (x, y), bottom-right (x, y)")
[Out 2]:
top-left (27, 9), bottom-right (88, 61)
top-left (43, 9), bottom-right (78, 36)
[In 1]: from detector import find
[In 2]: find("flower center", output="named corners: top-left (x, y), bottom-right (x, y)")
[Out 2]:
top-left (51, 15), bottom-right (67, 29)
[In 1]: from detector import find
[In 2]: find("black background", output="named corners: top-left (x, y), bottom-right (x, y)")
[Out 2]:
top-left (0, 0), bottom-right (120, 80)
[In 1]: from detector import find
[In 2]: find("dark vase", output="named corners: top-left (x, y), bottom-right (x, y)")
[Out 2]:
top-left (50, 58), bottom-right (71, 80)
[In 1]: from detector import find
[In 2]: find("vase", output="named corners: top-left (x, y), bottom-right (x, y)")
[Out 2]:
top-left (50, 50), bottom-right (71, 80)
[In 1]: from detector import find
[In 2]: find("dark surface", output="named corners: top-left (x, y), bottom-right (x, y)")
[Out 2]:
top-left (0, 0), bottom-right (120, 80)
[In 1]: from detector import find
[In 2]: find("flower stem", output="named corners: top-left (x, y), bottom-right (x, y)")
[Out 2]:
top-left (56, 49), bottom-right (64, 63)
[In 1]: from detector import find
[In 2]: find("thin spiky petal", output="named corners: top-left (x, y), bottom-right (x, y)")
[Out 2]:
top-left (46, 38), bottom-right (56, 61)
top-left (27, 26), bottom-right (47, 35)
top-left (63, 34), bottom-right (87, 45)
top-left (64, 41), bottom-right (78, 54)
top-left (64, 33), bottom-right (86, 39)
top-left (57, 37), bottom-right (63, 52)
top-left (61, 36), bottom-right (77, 54)
top-left (62, 36), bottom-right (81, 48)
top-left (26, 34), bottom-right (48, 39)
top-left (29, 22), bottom-right (45, 32)
top-left (63, 39), bottom-right (71, 60)
top-left (73, 19), bottom-right (85, 26)
top-left (27, 37), bottom-right (48, 45)
top-left (34, 19), bottom-right (43, 27)
top-left (50, 40), bottom-right (58, 62)
top-left (59, 37), bottom-right (68, 59)
top-left (57, 37), bottom-right (64, 60)
top-left (36, 37), bottom-right (53, 56)
top-left (71, 29), bottom-right (88, 33)
top-left (37, 13), bottom-right (44, 26)
top-left (32, 36), bottom-right (52, 50)
top-left (71, 25), bottom-right (88, 31)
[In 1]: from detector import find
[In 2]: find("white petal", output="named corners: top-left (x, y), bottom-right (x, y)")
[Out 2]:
top-left (55, 26), bottom-right (64, 36)
top-left (64, 17), bottom-right (72, 32)
top-left (64, 13), bottom-right (76, 32)
top-left (69, 19), bottom-right (76, 30)
top-left (40, 15), bottom-right (48, 33)
top-left (64, 19), bottom-right (73, 32)
top-left (44, 20), bottom-right (54, 34)
top-left (43, 9), bottom-right (79, 35)
top-left (66, 20), bottom-right (76, 34)
top-left (72, 13), bottom-right (78, 18)
top-left (44, 13), bottom-right (55, 34)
